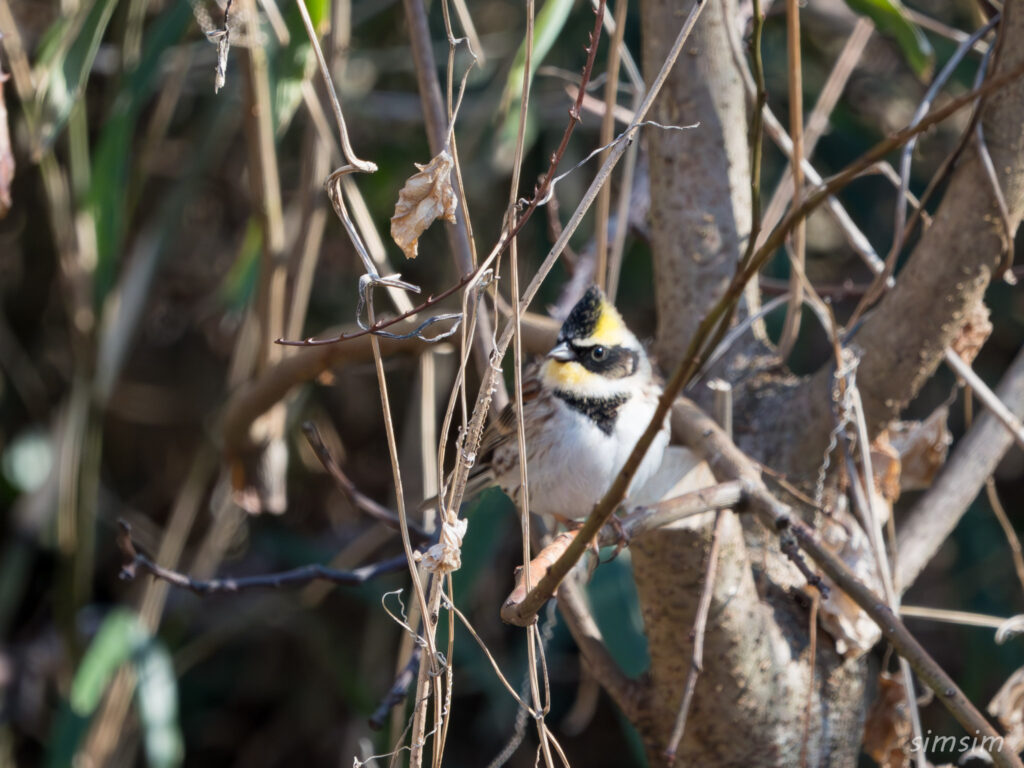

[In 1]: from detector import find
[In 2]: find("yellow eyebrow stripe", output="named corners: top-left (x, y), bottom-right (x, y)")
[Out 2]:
top-left (590, 301), bottom-right (626, 346)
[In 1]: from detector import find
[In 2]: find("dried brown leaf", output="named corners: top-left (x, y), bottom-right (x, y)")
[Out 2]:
top-left (951, 302), bottom-right (992, 365)
top-left (871, 430), bottom-right (903, 503)
top-left (813, 510), bottom-right (884, 657)
top-left (888, 407), bottom-right (952, 491)
top-left (0, 70), bottom-right (14, 218)
top-left (864, 671), bottom-right (912, 768)
top-left (390, 150), bottom-right (457, 259)
top-left (989, 665), bottom-right (1024, 754)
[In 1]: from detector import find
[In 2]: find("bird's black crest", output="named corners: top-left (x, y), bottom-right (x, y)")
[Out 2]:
top-left (559, 286), bottom-right (604, 341)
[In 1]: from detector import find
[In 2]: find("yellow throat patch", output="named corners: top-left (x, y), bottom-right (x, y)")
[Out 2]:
top-left (541, 359), bottom-right (596, 391)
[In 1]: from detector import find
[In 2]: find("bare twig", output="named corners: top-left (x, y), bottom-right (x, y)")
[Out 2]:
top-left (370, 645), bottom-right (423, 730)
top-left (663, 503), bottom-right (728, 764)
top-left (117, 520), bottom-right (410, 594)
top-left (301, 422), bottom-right (431, 544)
top-left (757, 19), bottom-right (873, 255)
top-left (502, 0), bottom-right (558, 764)
top-left (594, 0), bottom-right (629, 291)
top-left (944, 347), bottom-right (1024, 451)
top-left (664, 384), bottom-right (734, 763)
top-left (799, 593), bottom-right (819, 768)
top-left (986, 479), bottom-right (1024, 597)
top-left (900, 605), bottom-right (1013, 630)
top-left (776, 0), bottom-right (805, 362)
top-left (556, 576), bottom-right (644, 721)
top-left (897, 346), bottom-right (1024, 591)
top-left (749, 56), bottom-right (1024, 290)
top-left (296, 0), bottom-right (376, 174)
top-left (611, 481), bottom-right (745, 544)
top-left (849, 17), bottom-right (1001, 327)
top-left (741, 0), bottom-right (766, 266)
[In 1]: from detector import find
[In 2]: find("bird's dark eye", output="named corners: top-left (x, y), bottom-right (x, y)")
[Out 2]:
top-left (590, 346), bottom-right (607, 361)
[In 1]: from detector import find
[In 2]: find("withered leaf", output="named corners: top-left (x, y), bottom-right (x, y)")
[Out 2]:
top-left (888, 407), bottom-right (952, 492)
top-left (0, 70), bottom-right (14, 218)
top-left (813, 510), bottom-right (883, 657)
top-left (390, 150), bottom-right (457, 259)
top-left (871, 430), bottom-right (903, 504)
top-left (989, 665), bottom-right (1024, 754)
top-left (951, 302), bottom-right (992, 365)
top-left (863, 671), bottom-right (912, 768)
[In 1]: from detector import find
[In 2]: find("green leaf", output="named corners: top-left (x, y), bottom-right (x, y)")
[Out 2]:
top-left (69, 610), bottom-right (148, 716)
top-left (494, 0), bottom-right (574, 167)
top-left (34, 0), bottom-right (120, 152)
top-left (501, 0), bottom-right (575, 112)
top-left (87, 0), bottom-right (195, 304)
top-left (272, 0), bottom-right (329, 134)
top-left (135, 640), bottom-right (184, 768)
top-left (844, 0), bottom-right (934, 78)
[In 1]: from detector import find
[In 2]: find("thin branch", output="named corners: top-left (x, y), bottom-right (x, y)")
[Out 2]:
top-left (897, 346), bottom-right (1024, 591)
top-left (748, 55), bottom-right (1024, 288)
top-left (301, 422), bottom-right (431, 545)
top-left (741, 0), bottom-right (766, 266)
top-left (663, 507), bottom-right (727, 764)
top-left (848, 17), bottom-right (1001, 327)
top-left (296, 0), bottom-right (376, 174)
top-left (900, 605), bottom-right (1013, 630)
top-left (776, 0), bottom-right (805, 362)
top-left (610, 481), bottom-right (745, 544)
top-left (116, 520), bottom-right (409, 594)
top-left (986, 478), bottom-right (1024, 597)
top-left (594, 0), bottom-right (629, 291)
top-left (944, 347), bottom-right (1024, 451)
top-left (757, 19), bottom-right (873, 256)
top-left (370, 645), bottom-right (423, 730)
top-left (556, 576), bottom-right (644, 721)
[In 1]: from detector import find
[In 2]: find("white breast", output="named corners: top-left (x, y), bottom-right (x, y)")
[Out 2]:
top-left (497, 392), bottom-right (669, 520)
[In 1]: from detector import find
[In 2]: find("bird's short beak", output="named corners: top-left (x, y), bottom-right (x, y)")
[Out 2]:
top-left (546, 341), bottom-right (574, 362)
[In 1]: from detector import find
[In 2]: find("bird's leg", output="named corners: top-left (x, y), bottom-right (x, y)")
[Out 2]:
top-left (601, 514), bottom-right (631, 563)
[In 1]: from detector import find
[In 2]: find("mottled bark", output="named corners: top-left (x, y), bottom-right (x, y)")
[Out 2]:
top-left (629, 0), bottom-right (867, 762)
top-left (642, 0), bottom-right (761, 370)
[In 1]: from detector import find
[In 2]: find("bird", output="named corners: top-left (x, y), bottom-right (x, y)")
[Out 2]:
top-left (464, 285), bottom-right (670, 526)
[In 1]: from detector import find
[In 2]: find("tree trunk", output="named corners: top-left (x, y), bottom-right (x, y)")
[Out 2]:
top-left (625, 0), bottom-right (1024, 762)
top-left (632, 0), bottom-right (869, 763)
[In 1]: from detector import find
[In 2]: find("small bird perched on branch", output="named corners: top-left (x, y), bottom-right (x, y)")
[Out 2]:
top-left (466, 285), bottom-right (670, 524)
